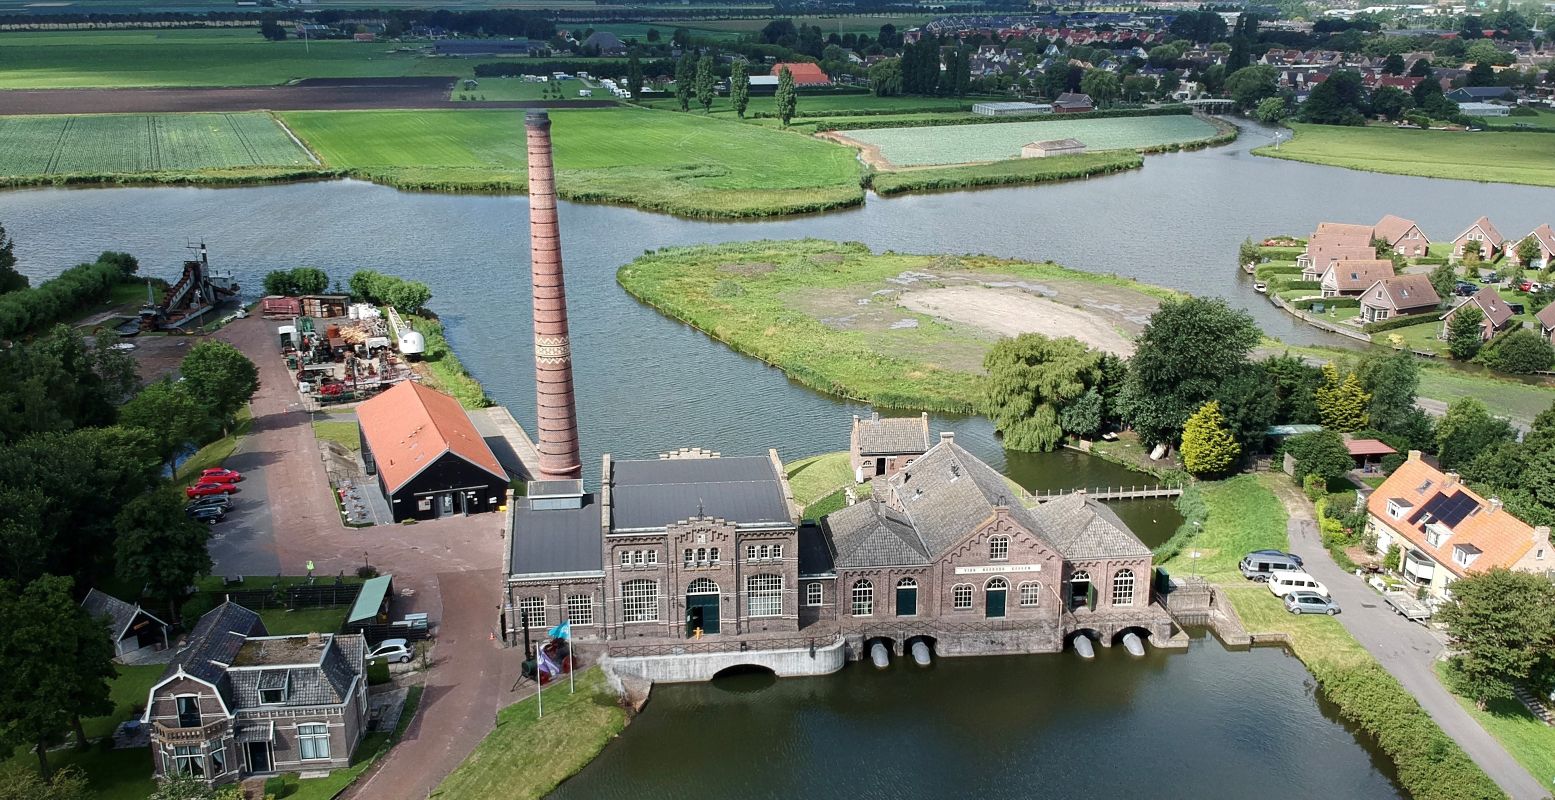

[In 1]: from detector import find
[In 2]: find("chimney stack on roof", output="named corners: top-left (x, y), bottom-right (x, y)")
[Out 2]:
top-left (940, 431), bottom-right (955, 443)
top-left (525, 111), bottom-right (582, 482)
top-left (1443, 472), bottom-right (1459, 489)
top-left (1407, 449), bottom-right (1422, 462)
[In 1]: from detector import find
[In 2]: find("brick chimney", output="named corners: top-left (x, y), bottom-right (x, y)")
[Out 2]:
top-left (526, 111), bottom-right (582, 482)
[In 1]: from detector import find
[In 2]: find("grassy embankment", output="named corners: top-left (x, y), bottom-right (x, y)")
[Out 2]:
top-left (406, 313), bottom-right (491, 409)
top-left (1436, 662), bottom-right (1555, 787)
top-left (784, 450), bottom-right (874, 518)
top-left (431, 667), bottom-right (626, 800)
top-left (870, 150), bottom-right (1143, 196)
top-left (1255, 123), bottom-right (1555, 188)
top-left (1163, 475), bottom-right (1505, 800)
top-left (617, 239), bottom-right (1176, 411)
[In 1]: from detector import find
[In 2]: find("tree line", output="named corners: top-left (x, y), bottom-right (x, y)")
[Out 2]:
top-left (0, 224), bottom-right (142, 340)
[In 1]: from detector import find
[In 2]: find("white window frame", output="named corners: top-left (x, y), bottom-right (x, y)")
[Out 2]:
top-left (1386, 499), bottom-right (1406, 520)
top-left (565, 594), bottom-right (594, 626)
top-left (208, 740), bottom-right (227, 777)
top-left (297, 723), bottom-right (331, 761)
top-left (953, 583), bottom-right (974, 610)
top-left (805, 582), bottom-right (822, 607)
top-left (520, 595), bottom-right (546, 628)
top-left (989, 535), bottom-right (1010, 561)
top-left (172, 744), bottom-right (206, 777)
top-left (1018, 581), bottom-right (1041, 607)
top-left (621, 579), bottom-right (659, 623)
top-left (851, 579), bottom-right (874, 617)
top-left (1112, 569), bottom-right (1135, 607)
top-left (746, 574), bottom-right (783, 617)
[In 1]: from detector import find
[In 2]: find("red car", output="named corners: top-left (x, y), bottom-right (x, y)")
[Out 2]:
top-left (200, 468), bottom-right (243, 483)
top-left (186, 482), bottom-right (239, 498)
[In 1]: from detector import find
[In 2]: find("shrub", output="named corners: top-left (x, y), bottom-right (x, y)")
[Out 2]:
top-left (1303, 473), bottom-right (1326, 500)
top-left (1282, 280), bottom-right (1321, 290)
top-left (356, 564), bottom-right (380, 579)
top-left (1478, 329), bottom-right (1555, 374)
top-left (1153, 483), bottom-right (1206, 562)
top-left (1294, 297), bottom-right (1359, 310)
top-left (0, 257), bottom-right (125, 339)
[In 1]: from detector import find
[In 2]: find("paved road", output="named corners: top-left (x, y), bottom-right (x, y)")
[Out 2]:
top-left (1273, 483), bottom-right (1550, 800)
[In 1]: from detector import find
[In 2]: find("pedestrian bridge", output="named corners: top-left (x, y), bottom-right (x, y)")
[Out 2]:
top-left (1184, 98), bottom-right (1235, 111)
top-left (1031, 485), bottom-right (1185, 501)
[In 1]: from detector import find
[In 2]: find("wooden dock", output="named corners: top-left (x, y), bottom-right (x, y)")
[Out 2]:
top-left (1033, 484), bottom-right (1184, 501)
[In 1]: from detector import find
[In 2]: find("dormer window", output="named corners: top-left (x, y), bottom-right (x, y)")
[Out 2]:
top-left (1426, 523), bottom-right (1451, 548)
top-left (1452, 544), bottom-right (1481, 568)
top-left (1386, 499), bottom-right (1410, 520)
top-left (258, 670), bottom-right (289, 705)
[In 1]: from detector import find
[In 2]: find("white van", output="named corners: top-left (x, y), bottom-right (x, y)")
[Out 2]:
top-left (1267, 570), bottom-right (1329, 598)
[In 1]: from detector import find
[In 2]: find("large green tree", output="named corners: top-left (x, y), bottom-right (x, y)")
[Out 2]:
top-left (1300, 69), bottom-right (1366, 125)
top-left (1224, 65), bottom-right (1277, 111)
top-left (674, 52), bottom-right (694, 112)
top-left (694, 54), bottom-right (716, 113)
top-left (114, 493), bottom-right (213, 621)
top-left (1357, 349), bottom-right (1434, 450)
top-left (1079, 68), bottom-right (1120, 106)
top-left (775, 66), bottom-right (797, 127)
top-left (1181, 400), bottom-right (1240, 476)
top-left (1119, 297), bottom-right (1261, 447)
top-left (1213, 362), bottom-right (1278, 454)
top-left (1284, 429), bottom-right (1355, 483)
top-left (729, 59), bottom-right (750, 117)
top-left (626, 49), bottom-right (644, 101)
top-left (983, 334), bottom-right (1106, 452)
top-left (0, 325), bottom-right (137, 444)
top-left (117, 377), bottom-right (214, 473)
top-left (179, 340), bottom-right (259, 435)
top-left (1314, 362), bottom-right (1370, 432)
top-left (0, 221), bottom-right (27, 295)
top-left (1480, 329), bottom-right (1555, 374)
top-left (1446, 304), bottom-right (1486, 360)
top-left (1436, 397), bottom-right (1515, 471)
top-left (868, 58), bottom-right (902, 97)
top-left (1437, 568), bottom-right (1555, 709)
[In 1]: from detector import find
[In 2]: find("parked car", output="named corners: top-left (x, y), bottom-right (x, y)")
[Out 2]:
top-left (185, 495), bottom-right (232, 512)
top-left (1454, 283), bottom-right (1478, 296)
top-left (187, 505), bottom-right (226, 524)
top-left (1267, 569), bottom-right (1330, 598)
top-left (1480, 275), bottom-right (1497, 284)
top-left (1247, 549), bottom-right (1303, 567)
top-left (367, 638), bottom-right (413, 664)
top-left (1284, 590), bottom-right (1340, 615)
top-left (1240, 551), bottom-right (1303, 581)
top-left (200, 468), bottom-right (243, 483)
top-left (185, 482), bottom-right (238, 498)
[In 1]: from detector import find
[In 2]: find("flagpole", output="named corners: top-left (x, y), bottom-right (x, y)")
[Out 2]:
top-left (567, 626), bottom-right (575, 695)
top-left (536, 637), bottom-right (544, 719)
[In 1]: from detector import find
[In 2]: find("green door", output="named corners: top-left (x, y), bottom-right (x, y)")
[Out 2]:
top-left (985, 588), bottom-right (1006, 618)
top-left (896, 586), bottom-right (917, 616)
top-left (686, 593), bottom-right (719, 636)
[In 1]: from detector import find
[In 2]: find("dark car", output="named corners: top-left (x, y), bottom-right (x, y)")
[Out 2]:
top-left (187, 505), bottom-right (225, 524)
top-left (1454, 283), bottom-right (1477, 296)
top-left (186, 495), bottom-right (232, 512)
top-left (1248, 548), bottom-right (1304, 568)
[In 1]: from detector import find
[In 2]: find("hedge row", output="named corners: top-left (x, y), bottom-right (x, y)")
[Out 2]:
top-left (818, 104), bottom-right (1192, 132)
top-left (1293, 296), bottom-right (1360, 309)
top-left (1363, 313), bottom-right (1440, 334)
top-left (1283, 280), bottom-right (1321, 290)
top-left (0, 257), bottom-right (125, 340)
top-left (1413, 256), bottom-right (1449, 266)
top-left (752, 103), bottom-right (973, 119)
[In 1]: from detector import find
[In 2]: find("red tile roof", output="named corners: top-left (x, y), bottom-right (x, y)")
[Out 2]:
top-left (771, 63), bottom-right (830, 86)
top-left (356, 382), bottom-right (506, 494)
top-left (1368, 456), bottom-right (1539, 579)
top-left (1345, 438), bottom-right (1397, 457)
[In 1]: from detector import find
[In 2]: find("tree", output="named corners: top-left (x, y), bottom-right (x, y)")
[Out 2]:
top-left (869, 58), bottom-right (903, 97)
top-left (1356, 349), bottom-right (1433, 449)
top-left (1213, 363), bottom-right (1278, 454)
top-left (1121, 75), bottom-right (1156, 102)
top-left (1467, 62), bottom-right (1497, 88)
top-left (1181, 400), bottom-right (1240, 476)
top-left (1446, 303), bottom-right (1486, 360)
top-left (1255, 96), bottom-right (1290, 125)
top-left (261, 270), bottom-right (294, 296)
top-left (1465, 39), bottom-right (1513, 67)
top-left (1516, 236), bottom-right (1541, 269)
top-left (1079, 69), bottom-right (1120, 106)
top-left (1427, 263), bottom-right (1457, 304)
top-left (729, 60), bottom-right (749, 116)
top-left (694, 54), bottom-right (715, 113)
top-left (1481, 329), bottom-right (1555, 374)
top-left (774, 66), bottom-right (797, 127)
top-left (1224, 65), bottom-right (1277, 111)
top-left (148, 774), bottom-right (242, 800)
top-left (1301, 69), bottom-right (1366, 125)
top-left (289, 266), bottom-right (329, 295)
top-left (982, 334), bottom-right (1106, 452)
top-left (1382, 53), bottom-right (1406, 75)
top-left (0, 222), bottom-right (26, 295)
top-left (1058, 388), bottom-right (1104, 440)
top-left (1369, 85), bottom-right (1414, 120)
top-left (674, 53), bottom-right (693, 112)
top-left (1264, 353), bottom-right (1322, 424)
top-left (0, 767), bottom-right (90, 800)
top-left (115, 493), bottom-right (212, 621)
top-left (626, 49), bottom-right (644, 100)
top-left (1436, 397), bottom-right (1515, 471)
top-left (1284, 430), bottom-right (1355, 483)
top-left (1437, 568), bottom-right (1555, 709)
top-left (179, 340), bottom-right (258, 435)
top-left (258, 14), bottom-right (286, 41)
top-left (1120, 297), bottom-right (1260, 447)
top-left (1314, 363), bottom-right (1370, 432)
top-left (0, 576), bottom-right (115, 778)
top-left (117, 377), bottom-right (213, 474)
top-left (1408, 57), bottom-right (1433, 78)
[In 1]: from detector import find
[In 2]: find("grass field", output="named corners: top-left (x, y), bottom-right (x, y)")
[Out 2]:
top-left (1158, 474), bottom-right (1288, 582)
top-left (784, 451), bottom-right (854, 509)
top-left (1436, 662), bottom-right (1555, 786)
top-left (279, 107), bottom-right (864, 217)
top-left (642, 93), bottom-right (972, 118)
top-left (1257, 123), bottom-right (1555, 188)
top-left (870, 150), bottom-right (1142, 195)
top-left (313, 419), bottom-right (363, 450)
top-left (846, 115), bottom-right (1221, 166)
top-left (0, 112), bottom-right (313, 176)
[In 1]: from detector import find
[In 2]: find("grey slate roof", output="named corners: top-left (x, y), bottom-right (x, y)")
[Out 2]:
top-left (82, 588), bottom-right (156, 641)
top-left (826, 501), bottom-right (930, 568)
top-left (158, 602), bottom-right (266, 704)
top-left (1032, 493), bottom-right (1151, 560)
top-left (883, 441), bottom-right (1049, 558)
top-left (855, 414), bottom-right (931, 456)
top-left (610, 456), bottom-right (791, 530)
top-left (797, 522), bottom-right (835, 577)
top-left (228, 634), bottom-right (363, 709)
top-left (510, 496), bottom-right (604, 577)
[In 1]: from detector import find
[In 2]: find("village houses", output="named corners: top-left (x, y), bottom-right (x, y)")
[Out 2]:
top-left (1440, 286), bottom-right (1517, 342)
top-left (1452, 216), bottom-right (1505, 262)
top-left (1359, 274), bottom-right (1441, 324)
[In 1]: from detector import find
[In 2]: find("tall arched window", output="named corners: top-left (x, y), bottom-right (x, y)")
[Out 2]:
top-left (621, 578), bottom-right (659, 622)
top-left (747, 574), bottom-right (782, 617)
top-left (988, 534), bottom-right (1010, 561)
top-left (895, 577), bottom-right (918, 617)
top-left (1112, 569), bottom-right (1135, 607)
top-left (985, 576), bottom-right (1008, 619)
top-left (1018, 581), bottom-right (1042, 607)
top-left (687, 577), bottom-right (719, 595)
top-left (1069, 570), bottom-right (1092, 610)
top-left (952, 583), bottom-right (974, 609)
top-left (851, 579), bottom-right (874, 616)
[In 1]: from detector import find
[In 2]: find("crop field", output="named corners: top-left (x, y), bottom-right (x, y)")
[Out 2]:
top-left (1258, 123), bottom-right (1555, 188)
top-left (278, 107), bottom-right (864, 217)
top-left (0, 112), bottom-right (313, 175)
top-left (844, 115), bottom-right (1221, 166)
top-left (451, 77), bottom-right (604, 101)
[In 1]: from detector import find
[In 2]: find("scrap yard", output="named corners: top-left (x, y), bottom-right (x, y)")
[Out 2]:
top-left (271, 298), bottom-right (424, 408)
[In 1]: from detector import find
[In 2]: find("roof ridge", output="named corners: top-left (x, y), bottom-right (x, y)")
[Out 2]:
top-left (405, 382), bottom-right (456, 463)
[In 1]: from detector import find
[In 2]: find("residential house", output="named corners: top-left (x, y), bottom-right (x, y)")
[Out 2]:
top-left (1053, 92), bottom-right (1095, 113)
top-left (1373, 214), bottom-right (1430, 258)
top-left (1451, 216), bottom-right (1505, 262)
top-left (143, 602), bottom-right (368, 785)
top-left (1440, 286), bottom-right (1517, 342)
top-left (1445, 86), bottom-right (1516, 103)
top-left (850, 412), bottom-right (931, 482)
top-left (1537, 303), bottom-right (1555, 344)
top-left (1299, 240), bottom-right (1378, 280)
top-left (1319, 259), bottom-right (1395, 298)
top-left (1508, 224), bottom-right (1555, 270)
top-left (1359, 274), bottom-right (1442, 323)
top-left (357, 381), bottom-right (510, 522)
top-left (1366, 452), bottom-right (1552, 603)
top-left (82, 588), bottom-right (169, 662)
top-left (771, 63), bottom-right (831, 86)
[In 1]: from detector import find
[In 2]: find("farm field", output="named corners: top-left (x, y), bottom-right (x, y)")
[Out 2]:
top-left (0, 112), bottom-right (314, 175)
top-left (278, 106), bottom-right (864, 217)
top-left (844, 115), bottom-right (1222, 166)
top-left (1256, 123), bottom-right (1555, 188)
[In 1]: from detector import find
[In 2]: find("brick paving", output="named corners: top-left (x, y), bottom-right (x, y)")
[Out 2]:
top-left (214, 315), bottom-right (525, 798)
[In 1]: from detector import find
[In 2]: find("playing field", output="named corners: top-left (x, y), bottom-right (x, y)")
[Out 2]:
top-left (0, 112), bottom-right (313, 175)
top-left (843, 115), bottom-right (1222, 166)
top-left (1258, 123), bottom-right (1555, 188)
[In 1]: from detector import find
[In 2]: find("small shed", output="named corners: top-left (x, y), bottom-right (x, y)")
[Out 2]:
top-left (1021, 138), bottom-right (1087, 158)
top-left (346, 575), bottom-right (395, 630)
top-left (1345, 438), bottom-right (1397, 473)
top-left (82, 588), bottom-right (169, 661)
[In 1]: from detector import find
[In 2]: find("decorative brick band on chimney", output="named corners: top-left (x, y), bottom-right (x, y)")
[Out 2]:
top-left (525, 111), bottom-right (582, 481)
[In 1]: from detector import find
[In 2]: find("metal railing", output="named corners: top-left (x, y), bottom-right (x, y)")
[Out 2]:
top-left (1031, 484), bottom-right (1185, 501)
top-left (607, 634), bottom-right (832, 659)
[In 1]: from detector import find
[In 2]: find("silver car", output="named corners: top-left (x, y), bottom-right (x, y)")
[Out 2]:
top-left (1284, 590), bottom-right (1339, 616)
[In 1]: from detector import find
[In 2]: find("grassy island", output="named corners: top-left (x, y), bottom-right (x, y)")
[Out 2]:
top-left (869, 150), bottom-right (1143, 196)
top-left (617, 239), bottom-right (1177, 411)
top-left (1254, 123), bottom-right (1555, 188)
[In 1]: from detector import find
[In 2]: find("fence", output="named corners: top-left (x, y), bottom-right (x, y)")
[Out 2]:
top-left (1031, 484), bottom-right (1184, 501)
top-left (352, 622), bottom-right (432, 644)
top-left (199, 581), bottom-right (364, 611)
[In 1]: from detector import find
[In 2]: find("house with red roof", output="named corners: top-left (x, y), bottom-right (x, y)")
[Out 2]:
top-left (1508, 224), bottom-right (1555, 270)
top-left (1451, 216), bottom-right (1505, 262)
top-left (357, 381), bottom-right (510, 521)
top-left (771, 62), bottom-right (830, 86)
top-left (1441, 286), bottom-right (1517, 342)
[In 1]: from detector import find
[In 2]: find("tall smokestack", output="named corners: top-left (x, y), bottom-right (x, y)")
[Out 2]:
top-left (525, 111), bottom-right (582, 482)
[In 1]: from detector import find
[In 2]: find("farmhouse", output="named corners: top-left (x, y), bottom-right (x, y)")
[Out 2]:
top-left (1441, 286), bottom-right (1516, 342)
top-left (1053, 92), bottom-right (1095, 113)
top-left (1021, 138), bottom-right (1087, 157)
top-left (82, 588), bottom-right (168, 662)
top-left (1366, 452), bottom-right (1551, 604)
top-left (357, 381), bottom-right (509, 522)
top-left (973, 101), bottom-right (1052, 116)
top-left (1319, 259), bottom-right (1394, 298)
top-left (850, 412), bottom-right (931, 481)
top-left (1359, 274), bottom-right (1441, 323)
top-left (772, 63), bottom-right (831, 86)
top-left (1451, 216), bottom-right (1505, 262)
top-left (1373, 214), bottom-right (1429, 258)
top-left (1509, 224), bottom-right (1555, 270)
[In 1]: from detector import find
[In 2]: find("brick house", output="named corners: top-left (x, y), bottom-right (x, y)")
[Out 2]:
top-left (1366, 452), bottom-right (1551, 603)
top-left (1053, 92), bottom-right (1094, 113)
top-left (1319, 259), bottom-right (1394, 298)
top-left (771, 62), bottom-right (830, 86)
top-left (1440, 286), bottom-right (1516, 342)
top-left (850, 412), bottom-right (931, 482)
top-left (1372, 214), bottom-right (1430, 258)
top-left (1508, 224), bottom-right (1555, 270)
top-left (1451, 216), bottom-right (1505, 262)
top-left (1297, 224), bottom-right (1376, 280)
top-left (1537, 303), bottom-right (1555, 344)
top-left (143, 603), bottom-right (367, 786)
top-left (1359, 274), bottom-right (1441, 323)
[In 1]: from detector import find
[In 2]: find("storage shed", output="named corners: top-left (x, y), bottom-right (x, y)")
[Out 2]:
top-left (1021, 138), bottom-right (1087, 158)
top-left (82, 588), bottom-right (169, 661)
top-left (358, 382), bottom-right (510, 521)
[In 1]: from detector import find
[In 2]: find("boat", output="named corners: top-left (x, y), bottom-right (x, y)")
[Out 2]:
top-left (1253, 281), bottom-right (1268, 293)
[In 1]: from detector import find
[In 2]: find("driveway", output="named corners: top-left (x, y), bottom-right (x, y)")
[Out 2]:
top-left (1274, 483), bottom-right (1550, 800)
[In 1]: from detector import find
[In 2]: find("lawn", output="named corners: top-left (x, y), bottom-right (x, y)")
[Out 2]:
top-left (1258, 123), bottom-right (1555, 188)
top-left (784, 451), bottom-right (853, 509)
top-left (84, 664), bottom-right (166, 740)
top-left (432, 667), bottom-right (626, 800)
top-left (1158, 474), bottom-right (1288, 583)
top-left (1416, 367), bottom-right (1555, 425)
top-left (0, 112), bottom-right (314, 178)
top-left (278, 107), bottom-right (865, 218)
top-left (1378, 318), bottom-right (1448, 355)
top-left (259, 605), bottom-right (352, 635)
top-left (870, 150), bottom-right (1142, 195)
top-left (313, 419), bottom-right (362, 451)
top-left (1435, 662), bottom-right (1555, 787)
top-left (845, 115), bottom-right (1221, 166)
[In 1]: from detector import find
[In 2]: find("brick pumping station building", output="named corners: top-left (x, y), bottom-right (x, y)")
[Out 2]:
top-left (501, 111), bottom-right (1175, 682)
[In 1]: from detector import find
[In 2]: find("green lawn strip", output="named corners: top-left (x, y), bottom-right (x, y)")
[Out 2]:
top-left (431, 667), bottom-right (626, 800)
top-left (406, 313), bottom-right (490, 409)
top-left (259, 605), bottom-right (351, 635)
top-left (1434, 662), bottom-right (1555, 786)
top-left (1255, 123), bottom-right (1555, 188)
top-left (784, 451), bottom-right (854, 507)
top-left (276, 684), bottom-right (425, 800)
top-left (313, 419), bottom-right (362, 451)
top-left (83, 664), bottom-right (165, 740)
top-left (1377, 319), bottom-right (1449, 355)
top-left (870, 150), bottom-right (1142, 195)
top-left (1158, 474), bottom-right (1288, 583)
top-left (617, 239), bottom-right (1176, 411)
top-left (805, 481), bottom-right (874, 520)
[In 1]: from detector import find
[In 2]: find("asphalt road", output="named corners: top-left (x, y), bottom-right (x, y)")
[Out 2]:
top-left (1277, 486), bottom-right (1551, 800)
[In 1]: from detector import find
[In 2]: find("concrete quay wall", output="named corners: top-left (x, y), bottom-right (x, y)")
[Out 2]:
top-left (603, 637), bottom-right (848, 684)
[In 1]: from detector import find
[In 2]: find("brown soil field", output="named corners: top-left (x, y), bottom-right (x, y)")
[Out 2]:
top-left (898, 285), bottom-right (1140, 356)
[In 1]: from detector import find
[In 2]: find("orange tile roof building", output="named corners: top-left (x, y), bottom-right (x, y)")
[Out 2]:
top-left (357, 381), bottom-right (510, 522)
top-left (771, 62), bottom-right (831, 86)
top-left (1366, 451), bottom-right (1551, 603)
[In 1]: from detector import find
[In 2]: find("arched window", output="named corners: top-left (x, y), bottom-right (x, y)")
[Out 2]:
top-left (1112, 569), bottom-right (1135, 607)
top-left (952, 583), bottom-right (974, 609)
top-left (687, 577), bottom-right (719, 595)
top-left (621, 578), bottom-right (659, 623)
top-left (895, 577), bottom-right (918, 617)
top-left (1069, 570), bottom-right (1092, 610)
top-left (985, 576), bottom-right (1008, 591)
top-left (851, 579), bottom-right (874, 617)
top-left (747, 574), bottom-right (782, 617)
top-left (985, 576), bottom-right (1008, 618)
top-left (298, 723), bottom-right (330, 760)
top-left (989, 534), bottom-right (1010, 561)
top-left (1018, 581), bottom-right (1042, 607)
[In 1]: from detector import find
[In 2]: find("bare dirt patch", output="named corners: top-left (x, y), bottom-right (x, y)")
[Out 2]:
top-left (717, 261), bottom-right (776, 276)
top-left (899, 285), bottom-right (1138, 356)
